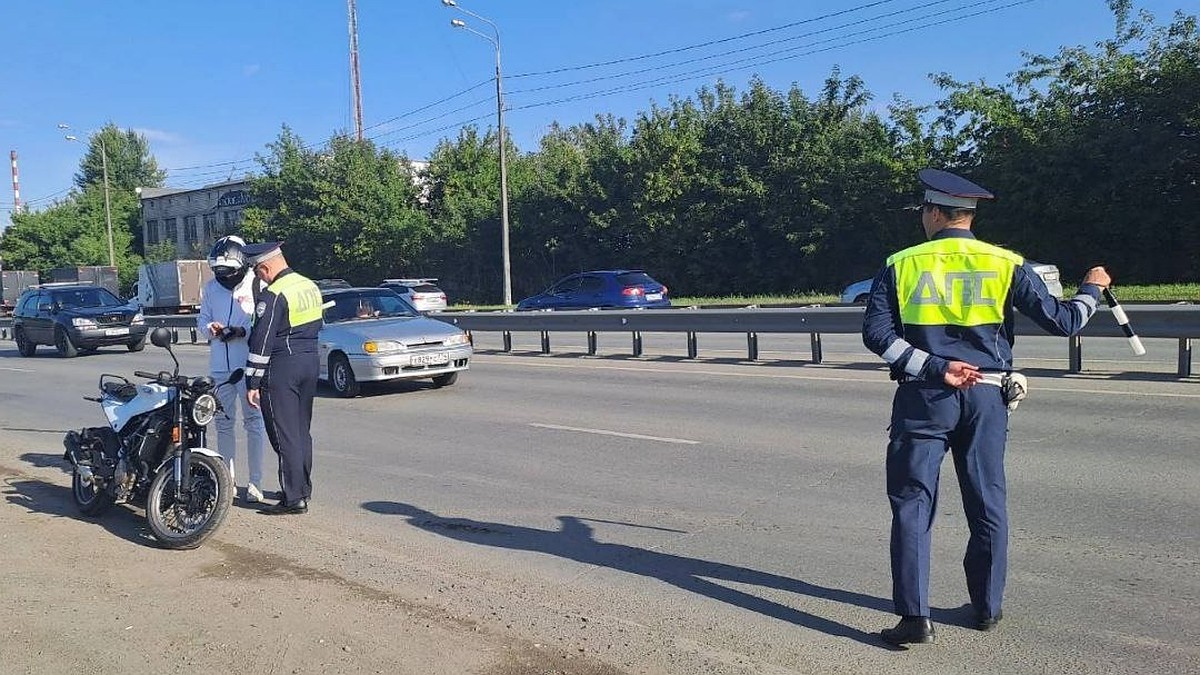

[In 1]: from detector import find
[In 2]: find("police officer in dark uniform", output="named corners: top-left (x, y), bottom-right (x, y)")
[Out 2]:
top-left (243, 241), bottom-right (324, 515)
top-left (863, 169), bottom-right (1112, 645)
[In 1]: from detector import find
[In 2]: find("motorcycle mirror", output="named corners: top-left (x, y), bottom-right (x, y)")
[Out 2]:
top-left (226, 368), bottom-right (244, 386)
top-left (149, 327), bottom-right (173, 349)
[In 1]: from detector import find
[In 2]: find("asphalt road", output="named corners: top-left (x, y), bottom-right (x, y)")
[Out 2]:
top-left (0, 338), bottom-right (1196, 674)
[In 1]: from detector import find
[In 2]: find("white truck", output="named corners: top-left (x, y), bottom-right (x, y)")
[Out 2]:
top-left (135, 260), bottom-right (213, 314)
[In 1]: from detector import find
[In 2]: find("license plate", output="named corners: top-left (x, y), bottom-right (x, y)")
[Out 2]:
top-left (105, 327), bottom-right (130, 336)
top-left (411, 352), bottom-right (449, 367)
top-left (646, 293), bottom-right (663, 301)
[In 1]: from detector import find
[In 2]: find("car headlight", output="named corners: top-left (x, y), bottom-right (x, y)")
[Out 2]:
top-left (363, 340), bottom-right (405, 354)
top-left (444, 332), bottom-right (469, 347)
top-left (131, 312), bottom-right (145, 325)
top-left (71, 317), bottom-right (97, 328)
top-left (192, 393), bottom-right (218, 426)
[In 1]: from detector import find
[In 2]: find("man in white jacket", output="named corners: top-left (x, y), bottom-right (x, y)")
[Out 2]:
top-left (198, 235), bottom-right (268, 503)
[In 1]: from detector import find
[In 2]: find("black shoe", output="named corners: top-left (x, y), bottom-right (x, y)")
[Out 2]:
top-left (975, 610), bottom-right (1003, 631)
top-left (258, 499), bottom-right (308, 515)
top-left (881, 616), bottom-right (936, 646)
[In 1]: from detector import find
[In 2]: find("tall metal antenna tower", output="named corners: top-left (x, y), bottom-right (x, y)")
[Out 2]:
top-left (9, 150), bottom-right (21, 213)
top-left (347, 0), bottom-right (365, 141)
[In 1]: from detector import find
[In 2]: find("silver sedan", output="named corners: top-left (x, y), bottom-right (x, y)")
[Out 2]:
top-left (317, 288), bottom-right (472, 397)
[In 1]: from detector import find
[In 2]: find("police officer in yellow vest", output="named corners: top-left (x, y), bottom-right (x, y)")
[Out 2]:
top-left (243, 241), bottom-right (324, 515)
top-left (863, 169), bottom-right (1112, 646)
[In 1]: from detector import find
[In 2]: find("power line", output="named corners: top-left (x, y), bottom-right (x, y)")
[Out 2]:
top-left (508, 0), bottom-right (1033, 115)
top-left (507, 0), bottom-right (961, 97)
top-left (508, 0), bottom-right (906, 79)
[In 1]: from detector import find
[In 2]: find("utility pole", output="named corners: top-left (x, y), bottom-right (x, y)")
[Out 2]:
top-left (347, 0), bottom-right (365, 141)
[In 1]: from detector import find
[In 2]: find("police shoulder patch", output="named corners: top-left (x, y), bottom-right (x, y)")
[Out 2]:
top-left (255, 301), bottom-right (267, 318)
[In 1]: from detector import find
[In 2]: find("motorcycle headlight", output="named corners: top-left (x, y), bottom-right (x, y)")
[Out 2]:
top-left (363, 339), bottom-right (405, 354)
top-left (192, 393), bottom-right (218, 426)
top-left (72, 317), bottom-right (97, 328)
top-left (444, 332), bottom-right (469, 347)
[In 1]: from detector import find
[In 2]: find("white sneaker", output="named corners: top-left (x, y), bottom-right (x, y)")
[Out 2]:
top-left (245, 483), bottom-right (265, 504)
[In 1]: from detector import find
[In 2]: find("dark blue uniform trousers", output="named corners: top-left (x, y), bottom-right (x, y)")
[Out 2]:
top-left (260, 352), bottom-right (318, 505)
top-left (887, 380), bottom-right (1009, 618)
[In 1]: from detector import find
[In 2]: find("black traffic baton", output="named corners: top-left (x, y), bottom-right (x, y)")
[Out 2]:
top-left (1102, 288), bottom-right (1146, 356)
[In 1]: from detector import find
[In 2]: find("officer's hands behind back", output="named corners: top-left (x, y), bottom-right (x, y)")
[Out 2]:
top-left (944, 361), bottom-right (983, 390)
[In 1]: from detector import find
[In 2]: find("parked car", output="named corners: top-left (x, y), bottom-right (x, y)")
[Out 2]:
top-left (314, 278), bottom-right (352, 290)
top-left (516, 270), bottom-right (671, 311)
top-left (11, 283), bottom-right (147, 358)
top-left (839, 262), bottom-right (1064, 304)
top-left (380, 278), bottom-right (448, 313)
top-left (317, 287), bottom-right (472, 397)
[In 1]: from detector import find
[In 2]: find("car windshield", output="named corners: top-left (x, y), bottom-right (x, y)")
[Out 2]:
top-left (323, 291), bottom-right (418, 323)
top-left (53, 288), bottom-right (124, 309)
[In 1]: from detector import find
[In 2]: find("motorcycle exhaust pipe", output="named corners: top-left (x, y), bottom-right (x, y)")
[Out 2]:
top-left (62, 431), bottom-right (95, 485)
top-left (63, 431), bottom-right (83, 467)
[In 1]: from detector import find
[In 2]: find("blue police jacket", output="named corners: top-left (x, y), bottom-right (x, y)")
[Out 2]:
top-left (862, 229), bottom-right (1103, 381)
top-left (245, 268), bottom-right (324, 390)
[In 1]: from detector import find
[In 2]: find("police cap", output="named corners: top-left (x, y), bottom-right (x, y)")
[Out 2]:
top-left (242, 241), bottom-right (284, 265)
top-left (918, 168), bottom-right (994, 210)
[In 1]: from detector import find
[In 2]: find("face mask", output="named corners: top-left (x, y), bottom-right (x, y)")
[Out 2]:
top-left (215, 266), bottom-right (247, 290)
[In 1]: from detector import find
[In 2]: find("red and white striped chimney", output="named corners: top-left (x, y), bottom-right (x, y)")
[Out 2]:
top-left (9, 150), bottom-right (20, 213)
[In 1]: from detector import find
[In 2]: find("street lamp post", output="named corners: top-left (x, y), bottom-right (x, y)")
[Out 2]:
top-left (444, 0), bottom-right (512, 306)
top-left (60, 124), bottom-right (116, 267)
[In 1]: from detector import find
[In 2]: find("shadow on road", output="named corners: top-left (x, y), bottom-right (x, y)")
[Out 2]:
top-left (2, 473), bottom-right (158, 547)
top-left (360, 500), bottom-right (936, 648)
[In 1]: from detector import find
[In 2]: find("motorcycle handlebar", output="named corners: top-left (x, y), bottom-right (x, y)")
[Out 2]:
top-left (133, 370), bottom-right (159, 380)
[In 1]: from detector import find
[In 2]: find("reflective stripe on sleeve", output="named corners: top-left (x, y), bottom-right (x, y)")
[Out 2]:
top-left (882, 339), bottom-right (912, 364)
top-left (248, 353), bottom-right (271, 364)
top-left (905, 349), bottom-right (930, 377)
top-left (1071, 293), bottom-right (1098, 323)
top-left (245, 367), bottom-right (266, 378)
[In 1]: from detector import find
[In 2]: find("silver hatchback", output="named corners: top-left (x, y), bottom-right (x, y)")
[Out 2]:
top-left (318, 288), bottom-right (471, 397)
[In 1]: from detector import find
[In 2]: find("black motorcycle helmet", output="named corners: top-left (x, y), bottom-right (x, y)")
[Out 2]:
top-left (207, 235), bottom-right (249, 290)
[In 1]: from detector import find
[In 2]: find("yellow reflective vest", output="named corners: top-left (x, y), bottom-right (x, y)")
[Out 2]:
top-left (887, 237), bottom-right (1023, 327)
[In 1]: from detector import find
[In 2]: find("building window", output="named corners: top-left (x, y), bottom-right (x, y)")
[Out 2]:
top-left (164, 217), bottom-right (177, 243)
top-left (146, 219), bottom-right (159, 246)
top-left (183, 215), bottom-right (197, 244)
top-left (202, 213), bottom-right (218, 240)
top-left (222, 209), bottom-right (244, 229)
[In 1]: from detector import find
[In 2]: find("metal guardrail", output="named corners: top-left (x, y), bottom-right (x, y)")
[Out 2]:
top-left (432, 305), bottom-right (1198, 378)
top-left (2, 305), bottom-right (1196, 377)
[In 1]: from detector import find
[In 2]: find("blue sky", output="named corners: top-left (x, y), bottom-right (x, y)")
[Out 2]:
top-left (0, 0), bottom-right (1185, 230)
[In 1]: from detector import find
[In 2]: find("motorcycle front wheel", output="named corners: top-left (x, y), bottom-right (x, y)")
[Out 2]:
top-left (146, 453), bottom-right (232, 550)
top-left (72, 467), bottom-right (114, 516)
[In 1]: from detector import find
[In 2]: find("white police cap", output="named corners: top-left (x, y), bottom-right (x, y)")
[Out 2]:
top-left (242, 241), bottom-right (284, 265)
top-left (919, 168), bottom-right (994, 209)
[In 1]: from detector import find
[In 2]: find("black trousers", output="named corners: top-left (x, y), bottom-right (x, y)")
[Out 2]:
top-left (886, 381), bottom-right (1009, 618)
top-left (260, 352), bottom-right (318, 505)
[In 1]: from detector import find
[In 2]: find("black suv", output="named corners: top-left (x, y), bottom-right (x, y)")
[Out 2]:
top-left (11, 284), bottom-right (148, 357)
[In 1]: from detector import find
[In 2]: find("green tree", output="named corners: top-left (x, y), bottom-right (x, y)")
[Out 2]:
top-left (245, 126), bottom-right (432, 286)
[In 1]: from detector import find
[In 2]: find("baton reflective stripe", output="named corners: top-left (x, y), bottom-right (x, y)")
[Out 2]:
top-left (1103, 288), bottom-right (1146, 356)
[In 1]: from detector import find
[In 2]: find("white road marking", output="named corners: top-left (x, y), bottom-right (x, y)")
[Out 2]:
top-left (0, 366), bottom-right (34, 373)
top-left (479, 356), bottom-right (1200, 399)
top-left (529, 423), bottom-right (699, 445)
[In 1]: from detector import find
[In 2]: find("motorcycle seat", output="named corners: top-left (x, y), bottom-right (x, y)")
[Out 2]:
top-left (102, 382), bottom-right (139, 403)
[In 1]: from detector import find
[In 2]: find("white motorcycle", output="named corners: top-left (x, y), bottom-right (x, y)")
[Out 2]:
top-left (63, 327), bottom-right (235, 549)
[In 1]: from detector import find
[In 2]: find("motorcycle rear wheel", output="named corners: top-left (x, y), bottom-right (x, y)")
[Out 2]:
top-left (146, 453), bottom-right (232, 550)
top-left (72, 468), bottom-right (114, 516)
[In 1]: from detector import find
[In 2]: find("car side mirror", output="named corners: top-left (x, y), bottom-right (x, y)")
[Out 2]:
top-left (38, 303), bottom-right (54, 313)
top-left (149, 327), bottom-right (173, 349)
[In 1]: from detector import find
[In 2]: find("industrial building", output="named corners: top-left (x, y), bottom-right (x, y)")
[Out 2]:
top-left (137, 179), bottom-right (250, 259)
